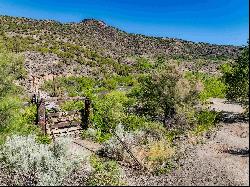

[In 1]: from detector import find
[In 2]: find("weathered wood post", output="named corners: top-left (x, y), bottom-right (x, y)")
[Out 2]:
top-left (31, 94), bottom-right (37, 104)
top-left (111, 129), bottom-right (144, 170)
top-left (32, 75), bottom-right (35, 88)
top-left (37, 98), bottom-right (46, 134)
top-left (37, 91), bottom-right (40, 102)
top-left (52, 75), bottom-right (57, 97)
top-left (83, 98), bottom-right (91, 129)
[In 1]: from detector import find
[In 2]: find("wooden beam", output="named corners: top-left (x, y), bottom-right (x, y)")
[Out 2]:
top-left (37, 98), bottom-right (46, 134)
top-left (83, 98), bottom-right (91, 129)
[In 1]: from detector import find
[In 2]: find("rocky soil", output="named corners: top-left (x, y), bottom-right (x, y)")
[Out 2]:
top-left (17, 51), bottom-right (94, 97)
top-left (121, 98), bottom-right (249, 186)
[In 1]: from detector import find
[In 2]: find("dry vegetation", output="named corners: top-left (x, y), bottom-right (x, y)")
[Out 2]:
top-left (0, 15), bottom-right (248, 186)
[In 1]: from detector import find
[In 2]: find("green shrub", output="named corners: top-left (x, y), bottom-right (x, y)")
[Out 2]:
top-left (60, 100), bottom-right (84, 111)
top-left (42, 75), bottom-right (137, 99)
top-left (0, 135), bottom-right (85, 186)
top-left (146, 140), bottom-right (175, 174)
top-left (87, 155), bottom-right (125, 186)
top-left (91, 91), bottom-right (128, 141)
top-left (102, 75), bottom-right (137, 90)
top-left (121, 114), bottom-right (148, 131)
top-left (185, 72), bottom-right (226, 102)
top-left (0, 51), bottom-right (43, 144)
top-left (130, 64), bottom-right (198, 128)
top-left (220, 62), bottom-right (233, 73)
top-left (102, 124), bottom-right (174, 174)
top-left (165, 129), bottom-right (184, 143)
top-left (42, 76), bottom-right (99, 97)
top-left (81, 127), bottom-right (112, 143)
top-left (0, 99), bottom-right (40, 144)
top-left (222, 43), bottom-right (249, 107)
top-left (199, 76), bottom-right (226, 101)
top-left (193, 110), bottom-right (218, 135)
top-left (0, 52), bottom-right (26, 97)
top-left (102, 77), bottom-right (118, 90)
top-left (136, 57), bottom-right (153, 72)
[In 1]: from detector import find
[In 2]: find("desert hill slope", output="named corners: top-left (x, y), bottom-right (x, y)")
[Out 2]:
top-left (0, 15), bottom-right (240, 60)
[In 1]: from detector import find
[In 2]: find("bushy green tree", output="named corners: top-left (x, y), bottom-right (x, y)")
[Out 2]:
top-left (130, 64), bottom-right (198, 128)
top-left (92, 91), bottom-right (128, 133)
top-left (223, 43), bottom-right (249, 107)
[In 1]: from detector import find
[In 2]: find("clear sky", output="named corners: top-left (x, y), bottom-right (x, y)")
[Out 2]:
top-left (0, 0), bottom-right (248, 46)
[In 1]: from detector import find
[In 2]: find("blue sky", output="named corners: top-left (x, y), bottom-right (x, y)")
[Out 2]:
top-left (0, 0), bottom-right (248, 46)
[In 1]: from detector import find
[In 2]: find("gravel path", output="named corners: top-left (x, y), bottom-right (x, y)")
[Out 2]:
top-left (122, 98), bottom-right (249, 186)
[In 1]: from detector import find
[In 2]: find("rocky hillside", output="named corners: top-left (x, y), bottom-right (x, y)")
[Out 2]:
top-left (0, 15), bottom-right (240, 60)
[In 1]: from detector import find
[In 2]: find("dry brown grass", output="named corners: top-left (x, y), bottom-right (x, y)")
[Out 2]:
top-left (132, 140), bottom-right (175, 172)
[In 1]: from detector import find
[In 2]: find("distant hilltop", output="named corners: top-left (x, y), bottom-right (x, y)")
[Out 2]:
top-left (80, 19), bottom-right (107, 27)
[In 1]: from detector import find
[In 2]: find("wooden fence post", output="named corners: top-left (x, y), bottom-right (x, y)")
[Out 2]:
top-left (111, 129), bottom-right (144, 170)
top-left (31, 94), bottom-right (37, 104)
top-left (37, 98), bottom-right (46, 134)
top-left (52, 75), bottom-right (56, 97)
top-left (83, 98), bottom-right (91, 129)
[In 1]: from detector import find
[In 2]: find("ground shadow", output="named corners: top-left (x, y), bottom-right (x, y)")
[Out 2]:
top-left (217, 111), bottom-right (249, 124)
top-left (225, 148), bottom-right (249, 157)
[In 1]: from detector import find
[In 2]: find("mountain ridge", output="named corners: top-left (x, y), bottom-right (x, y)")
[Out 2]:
top-left (0, 15), bottom-right (241, 60)
top-left (1, 15), bottom-right (241, 47)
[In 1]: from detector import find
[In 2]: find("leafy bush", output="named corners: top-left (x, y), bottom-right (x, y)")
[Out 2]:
top-left (42, 75), bottom-right (137, 98)
top-left (87, 155), bottom-right (124, 186)
top-left (102, 77), bottom-right (118, 90)
top-left (81, 127), bottom-right (112, 143)
top-left (0, 96), bottom-right (22, 129)
top-left (199, 76), bottom-right (226, 101)
top-left (223, 43), bottom-right (249, 108)
top-left (130, 64), bottom-right (198, 128)
top-left (60, 100), bottom-right (84, 111)
top-left (91, 91), bottom-right (128, 140)
top-left (0, 51), bottom-right (45, 144)
top-left (101, 75), bottom-right (137, 90)
top-left (0, 96), bottom-right (46, 144)
top-left (193, 110), bottom-right (218, 135)
top-left (185, 71), bottom-right (226, 102)
top-left (219, 62), bottom-right (233, 73)
top-left (121, 114), bottom-right (149, 131)
top-left (0, 135), bottom-right (86, 186)
top-left (146, 140), bottom-right (175, 173)
top-left (42, 76), bottom-right (100, 97)
top-left (0, 51), bottom-right (25, 98)
top-left (136, 57), bottom-right (153, 72)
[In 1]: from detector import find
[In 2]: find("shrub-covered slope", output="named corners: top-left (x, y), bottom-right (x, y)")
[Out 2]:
top-left (0, 15), bottom-right (240, 60)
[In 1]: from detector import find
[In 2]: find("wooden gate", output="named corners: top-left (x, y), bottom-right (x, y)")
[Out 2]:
top-left (35, 95), bottom-right (91, 139)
